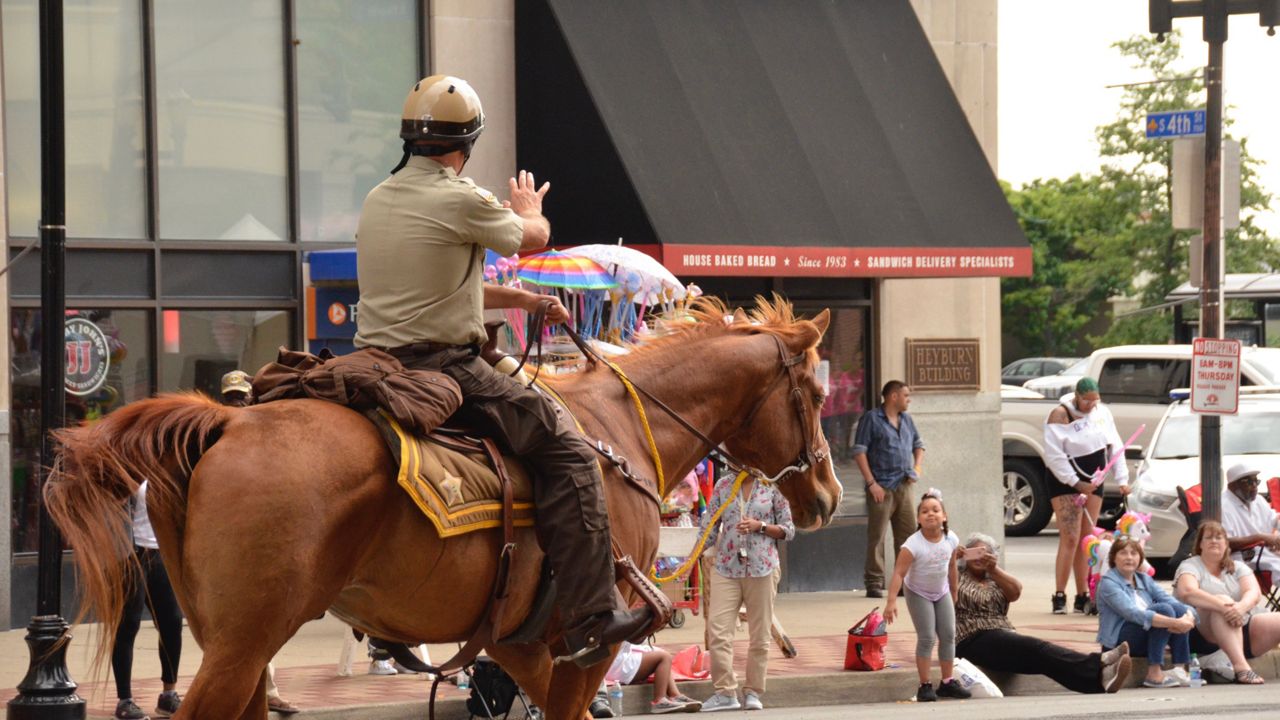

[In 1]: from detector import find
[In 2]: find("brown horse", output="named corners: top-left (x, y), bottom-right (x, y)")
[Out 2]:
top-left (45, 296), bottom-right (841, 720)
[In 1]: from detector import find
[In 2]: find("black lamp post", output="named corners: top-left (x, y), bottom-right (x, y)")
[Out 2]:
top-left (6, 0), bottom-right (86, 717)
top-left (1148, 0), bottom-right (1279, 523)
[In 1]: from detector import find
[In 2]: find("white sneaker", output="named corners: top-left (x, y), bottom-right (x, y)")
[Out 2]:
top-left (742, 690), bottom-right (763, 711)
top-left (1167, 667), bottom-right (1190, 687)
top-left (368, 659), bottom-right (398, 675)
top-left (700, 692), bottom-right (741, 712)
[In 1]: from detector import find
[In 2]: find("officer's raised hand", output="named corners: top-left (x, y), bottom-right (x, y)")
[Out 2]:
top-left (506, 170), bottom-right (552, 250)
top-left (505, 169), bottom-right (550, 217)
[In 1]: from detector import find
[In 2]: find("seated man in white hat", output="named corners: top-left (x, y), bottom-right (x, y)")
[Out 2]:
top-left (1220, 463), bottom-right (1280, 573)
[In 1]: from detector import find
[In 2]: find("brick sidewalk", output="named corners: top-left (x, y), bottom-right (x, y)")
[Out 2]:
top-left (59, 624), bottom-right (1104, 718)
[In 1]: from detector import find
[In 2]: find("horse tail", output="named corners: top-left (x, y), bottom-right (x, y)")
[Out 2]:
top-left (43, 392), bottom-right (230, 669)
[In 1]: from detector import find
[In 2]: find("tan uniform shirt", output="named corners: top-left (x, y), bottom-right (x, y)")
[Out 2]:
top-left (354, 156), bottom-right (524, 348)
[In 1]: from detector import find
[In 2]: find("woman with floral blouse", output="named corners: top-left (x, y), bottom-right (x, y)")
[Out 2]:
top-left (697, 472), bottom-right (795, 712)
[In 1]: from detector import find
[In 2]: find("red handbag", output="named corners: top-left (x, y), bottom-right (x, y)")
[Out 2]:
top-left (844, 607), bottom-right (888, 671)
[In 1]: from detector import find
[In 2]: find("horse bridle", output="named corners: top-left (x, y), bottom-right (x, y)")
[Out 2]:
top-left (562, 322), bottom-right (828, 484)
top-left (737, 334), bottom-right (831, 482)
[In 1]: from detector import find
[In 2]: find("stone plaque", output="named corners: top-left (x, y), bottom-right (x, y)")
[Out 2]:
top-left (906, 338), bottom-right (980, 391)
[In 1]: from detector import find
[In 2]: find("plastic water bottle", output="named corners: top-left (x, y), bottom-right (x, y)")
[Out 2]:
top-left (608, 681), bottom-right (625, 716)
top-left (457, 670), bottom-right (470, 691)
top-left (1189, 654), bottom-right (1203, 688)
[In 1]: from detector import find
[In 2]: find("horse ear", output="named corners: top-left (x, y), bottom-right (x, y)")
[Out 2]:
top-left (810, 309), bottom-right (831, 338)
top-left (731, 307), bottom-right (748, 324)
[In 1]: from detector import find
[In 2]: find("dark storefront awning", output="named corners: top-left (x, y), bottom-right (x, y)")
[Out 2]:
top-left (520, 0), bottom-right (1029, 278)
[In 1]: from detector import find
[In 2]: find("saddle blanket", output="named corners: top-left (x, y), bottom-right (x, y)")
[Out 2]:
top-left (376, 413), bottom-right (536, 538)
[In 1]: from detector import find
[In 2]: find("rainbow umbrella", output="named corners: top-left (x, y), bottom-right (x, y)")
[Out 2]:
top-left (516, 250), bottom-right (617, 290)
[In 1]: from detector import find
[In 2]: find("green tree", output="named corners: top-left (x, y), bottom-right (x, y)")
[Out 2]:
top-left (1002, 32), bottom-right (1280, 353)
top-left (1001, 176), bottom-right (1133, 355)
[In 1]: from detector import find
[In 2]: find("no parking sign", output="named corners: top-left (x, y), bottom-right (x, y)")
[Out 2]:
top-left (1191, 337), bottom-right (1241, 415)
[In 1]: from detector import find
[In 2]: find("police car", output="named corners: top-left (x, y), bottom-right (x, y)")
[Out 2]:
top-left (1129, 387), bottom-right (1280, 571)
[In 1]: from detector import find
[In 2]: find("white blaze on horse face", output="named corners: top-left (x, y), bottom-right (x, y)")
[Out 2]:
top-left (829, 466), bottom-right (844, 514)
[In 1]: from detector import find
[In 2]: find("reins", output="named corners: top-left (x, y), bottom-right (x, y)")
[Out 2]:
top-left (546, 321), bottom-right (828, 585)
top-left (559, 322), bottom-right (824, 484)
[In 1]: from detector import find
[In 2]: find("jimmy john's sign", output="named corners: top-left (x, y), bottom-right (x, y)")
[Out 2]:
top-left (906, 339), bottom-right (980, 392)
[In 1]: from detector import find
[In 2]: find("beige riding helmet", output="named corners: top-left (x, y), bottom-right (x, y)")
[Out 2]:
top-left (400, 75), bottom-right (485, 145)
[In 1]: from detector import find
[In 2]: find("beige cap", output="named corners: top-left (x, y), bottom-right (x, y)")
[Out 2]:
top-left (221, 370), bottom-right (252, 396)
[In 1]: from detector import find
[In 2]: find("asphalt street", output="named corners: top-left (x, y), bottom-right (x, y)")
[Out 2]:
top-left (716, 684), bottom-right (1280, 719)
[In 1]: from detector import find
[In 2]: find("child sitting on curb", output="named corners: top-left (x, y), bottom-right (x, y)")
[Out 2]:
top-left (604, 641), bottom-right (702, 714)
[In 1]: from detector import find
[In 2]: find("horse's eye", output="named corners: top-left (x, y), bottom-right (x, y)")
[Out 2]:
top-left (814, 394), bottom-right (826, 407)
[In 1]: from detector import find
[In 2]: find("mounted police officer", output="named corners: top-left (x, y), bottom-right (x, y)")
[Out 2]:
top-left (354, 75), bottom-right (652, 666)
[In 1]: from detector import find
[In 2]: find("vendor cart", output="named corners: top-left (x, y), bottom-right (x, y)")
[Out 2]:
top-left (657, 521), bottom-right (703, 628)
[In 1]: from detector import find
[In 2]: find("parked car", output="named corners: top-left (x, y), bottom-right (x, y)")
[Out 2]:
top-left (1002, 344), bottom-right (1280, 536)
top-left (1128, 389), bottom-right (1280, 573)
top-left (1001, 357), bottom-right (1081, 387)
top-left (1023, 356), bottom-right (1090, 399)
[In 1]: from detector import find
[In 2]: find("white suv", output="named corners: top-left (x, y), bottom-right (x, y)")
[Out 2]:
top-left (1129, 388), bottom-right (1280, 571)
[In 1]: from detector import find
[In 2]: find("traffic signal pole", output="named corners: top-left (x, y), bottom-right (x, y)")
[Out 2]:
top-left (1200, 9), bottom-right (1225, 523)
top-left (1149, 0), bottom-right (1278, 523)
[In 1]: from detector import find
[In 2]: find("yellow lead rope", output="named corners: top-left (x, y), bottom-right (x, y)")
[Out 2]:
top-left (599, 359), bottom-right (666, 499)
top-left (532, 361), bottom-right (729, 585)
top-left (650, 470), bottom-right (749, 584)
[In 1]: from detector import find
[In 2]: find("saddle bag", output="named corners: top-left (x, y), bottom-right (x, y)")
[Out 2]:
top-left (250, 346), bottom-right (462, 435)
top-left (844, 606), bottom-right (887, 672)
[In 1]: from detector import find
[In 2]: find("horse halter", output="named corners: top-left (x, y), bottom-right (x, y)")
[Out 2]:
top-left (564, 324), bottom-right (827, 485)
top-left (735, 334), bottom-right (830, 483)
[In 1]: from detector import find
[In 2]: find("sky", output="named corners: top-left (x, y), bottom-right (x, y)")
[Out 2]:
top-left (999, 1), bottom-right (1280, 234)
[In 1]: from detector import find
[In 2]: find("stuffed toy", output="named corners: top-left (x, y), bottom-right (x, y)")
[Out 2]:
top-left (1080, 530), bottom-right (1114, 611)
top-left (1115, 511), bottom-right (1156, 577)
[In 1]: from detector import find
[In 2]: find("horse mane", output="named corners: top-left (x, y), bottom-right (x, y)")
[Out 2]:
top-left (619, 294), bottom-right (822, 365)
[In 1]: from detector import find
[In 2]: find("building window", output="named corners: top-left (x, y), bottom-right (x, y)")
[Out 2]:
top-left (154, 0), bottom-right (289, 240)
top-left (2, 0), bottom-right (425, 568)
top-left (296, 0), bottom-right (417, 242)
top-left (813, 307), bottom-right (870, 469)
top-left (1, 0), bottom-right (147, 239)
top-left (9, 309), bottom-right (152, 553)
top-left (158, 310), bottom-right (290, 395)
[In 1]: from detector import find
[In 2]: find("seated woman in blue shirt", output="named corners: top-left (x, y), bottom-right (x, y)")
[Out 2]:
top-left (1096, 536), bottom-right (1198, 688)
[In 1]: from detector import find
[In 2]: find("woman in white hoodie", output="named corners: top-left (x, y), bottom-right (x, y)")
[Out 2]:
top-left (1043, 376), bottom-right (1128, 615)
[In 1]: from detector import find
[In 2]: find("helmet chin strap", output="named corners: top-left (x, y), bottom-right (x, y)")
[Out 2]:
top-left (390, 140), bottom-right (476, 174)
top-left (389, 143), bottom-right (411, 175)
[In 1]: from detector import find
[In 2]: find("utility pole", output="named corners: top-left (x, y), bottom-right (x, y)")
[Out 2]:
top-left (6, 0), bottom-right (85, 718)
top-left (1149, 0), bottom-right (1279, 523)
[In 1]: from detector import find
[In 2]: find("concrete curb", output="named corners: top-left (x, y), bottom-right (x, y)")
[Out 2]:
top-left (296, 650), bottom-right (1280, 719)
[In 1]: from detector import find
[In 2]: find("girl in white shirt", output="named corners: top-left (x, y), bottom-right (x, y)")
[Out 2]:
top-left (884, 490), bottom-right (969, 702)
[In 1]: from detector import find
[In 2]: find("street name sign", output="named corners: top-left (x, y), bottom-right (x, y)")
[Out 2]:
top-left (1191, 337), bottom-right (1241, 415)
top-left (1145, 110), bottom-right (1206, 139)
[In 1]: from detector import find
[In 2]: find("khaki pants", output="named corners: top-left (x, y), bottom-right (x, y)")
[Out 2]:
top-left (863, 482), bottom-right (915, 589)
top-left (707, 571), bottom-right (778, 694)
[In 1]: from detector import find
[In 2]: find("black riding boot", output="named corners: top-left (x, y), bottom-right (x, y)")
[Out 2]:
top-left (561, 607), bottom-right (655, 667)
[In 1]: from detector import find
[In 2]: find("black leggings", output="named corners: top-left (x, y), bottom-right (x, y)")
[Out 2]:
top-left (957, 628), bottom-right (1103, 694)
top-left (112, 547), bottom-right (184, 699)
